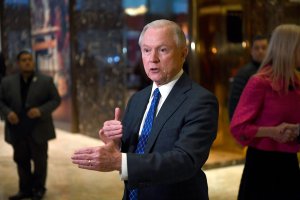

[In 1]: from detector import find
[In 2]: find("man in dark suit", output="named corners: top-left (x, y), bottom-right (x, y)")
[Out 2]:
top-left (0, 50), bottom-right (61, 200)
top-left (71, 19), bottom-right (219, 200)
top-left (228, 35), bottom-right (268, 120)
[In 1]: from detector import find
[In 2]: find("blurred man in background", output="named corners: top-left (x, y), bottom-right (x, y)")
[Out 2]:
top-left (229, 35), bottom-right (268, 120)
top-left (0, 50), bottom-right (61, 200)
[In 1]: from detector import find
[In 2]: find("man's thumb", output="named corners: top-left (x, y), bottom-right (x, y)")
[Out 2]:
top-left (115, 107), bottom-right (121, 121)
top-left (98, 129), bottom-right (107, 144)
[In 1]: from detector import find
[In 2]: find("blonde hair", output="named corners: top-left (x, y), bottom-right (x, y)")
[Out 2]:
top-left (258, 24), bottom-right (300, 93)
top-left (138, 19), bottom-right (186, 48)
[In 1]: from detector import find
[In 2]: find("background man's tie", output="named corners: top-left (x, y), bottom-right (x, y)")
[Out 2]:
top-left (129, 88), bottom-right (161, 200)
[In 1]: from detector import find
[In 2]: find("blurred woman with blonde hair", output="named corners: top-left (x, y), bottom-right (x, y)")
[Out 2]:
top-left (230, 24), bottom-right (300, 200)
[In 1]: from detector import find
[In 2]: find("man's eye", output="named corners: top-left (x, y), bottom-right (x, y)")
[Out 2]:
top-left (143, 49), bottom-right (150, 53)
top-left (160, 48), bottom-right (167, 53)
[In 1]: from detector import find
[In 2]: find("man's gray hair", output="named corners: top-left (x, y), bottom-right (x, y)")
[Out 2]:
top-left (138, 19), bottom-right (186, 48)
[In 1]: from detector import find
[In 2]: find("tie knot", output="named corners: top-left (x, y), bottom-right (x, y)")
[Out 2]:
top-left (153, 88), bottom-right (161, 99)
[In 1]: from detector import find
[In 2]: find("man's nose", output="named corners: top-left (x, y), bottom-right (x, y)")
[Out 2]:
top-left (258, 47), bottom-right (266, 53)
top-left (149, 50), bottom-right (159, 62)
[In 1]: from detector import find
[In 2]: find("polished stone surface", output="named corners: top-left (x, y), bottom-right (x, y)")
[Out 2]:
top-left (72, 0), bottom-right (127, 138)
top-left (0, 122), bottom-right (242, 200)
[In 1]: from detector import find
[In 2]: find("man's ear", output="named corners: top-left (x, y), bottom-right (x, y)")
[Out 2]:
top-left (181, 47), bottom-right (188, 63)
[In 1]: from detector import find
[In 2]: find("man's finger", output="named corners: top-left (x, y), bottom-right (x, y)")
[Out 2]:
top-left (115, 107), bottom-right (121, 121)
top-left (99, 128), bottom-right (104, 139)
top-left (71, 154), bottom-right (90, 161)
top-left (73, 147), bottom-right (95, 154)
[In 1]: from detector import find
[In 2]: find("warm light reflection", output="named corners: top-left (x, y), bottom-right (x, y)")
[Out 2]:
top-left (211, 47), bottom-right (217, 54)
top-left (242, 41), bottom-right (247, 48)
top-left (191, 42), bottom-right (196, 51)
top-left (125, 5), bottom-right (147, 16)
top-left (181, 23), bottom-right (189, 45)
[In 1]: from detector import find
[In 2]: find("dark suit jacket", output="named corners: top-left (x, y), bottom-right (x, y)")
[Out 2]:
top-left (228, 60), bottom-right (260, 121)
top-left (121, 73), bottom-right (219, 200)
top-left (0, 73), bottom-right (61, 144)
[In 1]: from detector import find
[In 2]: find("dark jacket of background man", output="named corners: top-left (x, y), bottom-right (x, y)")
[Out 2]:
top-left (0, 72), bottom-right (61, 144)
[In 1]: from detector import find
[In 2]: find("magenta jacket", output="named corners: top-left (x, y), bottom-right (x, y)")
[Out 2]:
top-left (230, 75), bottom-right (300, 153)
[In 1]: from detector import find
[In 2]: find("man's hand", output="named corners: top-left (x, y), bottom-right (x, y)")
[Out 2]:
top-left (71, 141), bottom-right (122, 172)
top-left (99, 107), bottom-right (122, 145)
top-left (7, 111), bottom-right (19, 124)
top-left (71, 107), bottom-right (123, 172)
top-left (27, 107), bottom-right (41, 119)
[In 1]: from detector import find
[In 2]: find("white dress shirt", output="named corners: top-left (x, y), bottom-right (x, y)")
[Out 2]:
top-left (121, 70), bottom-right (183, 180)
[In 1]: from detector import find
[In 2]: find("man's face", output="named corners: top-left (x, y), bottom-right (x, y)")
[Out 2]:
top-left (251, 39), bottom-right (268, 63)
top-left (140, 27), bottom-right (187, 86)
top-left (18, 53), bottom-right (35, 73)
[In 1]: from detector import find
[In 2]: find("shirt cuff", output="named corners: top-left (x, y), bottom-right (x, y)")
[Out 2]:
top-left (120, 153), bottom-right (128, 180)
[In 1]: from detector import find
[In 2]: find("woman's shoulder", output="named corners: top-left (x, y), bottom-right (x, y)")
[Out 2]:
top-left (248, 74), bottom-right (270, 87)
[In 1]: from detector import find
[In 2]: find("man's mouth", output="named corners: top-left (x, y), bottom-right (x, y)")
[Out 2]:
top-left (150, 68), bottom-right (159, 72)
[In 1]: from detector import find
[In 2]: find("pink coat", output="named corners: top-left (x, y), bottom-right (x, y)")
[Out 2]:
top-left (230, 75), bottom-right (300, 153)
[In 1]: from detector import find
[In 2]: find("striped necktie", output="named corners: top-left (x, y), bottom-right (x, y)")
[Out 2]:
top-left (128, 88), bottom-right (161, 200)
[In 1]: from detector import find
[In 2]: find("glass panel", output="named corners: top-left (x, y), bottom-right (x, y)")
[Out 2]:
top-left (72, 0), bottom-right (126, 137)
top-left (3, 0), bottom-right (30, 73)
top-left (30, 0), bottom-right (72, 126)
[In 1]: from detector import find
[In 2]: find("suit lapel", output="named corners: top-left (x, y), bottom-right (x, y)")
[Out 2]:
top-left (127, 86), bottom-right (152, 153)
top-left (144, 73), bottom-right (191, 153)
top-left (13, 75), bottom-right (22, 108)
top-left (26, 75), bottom-right (38, 104)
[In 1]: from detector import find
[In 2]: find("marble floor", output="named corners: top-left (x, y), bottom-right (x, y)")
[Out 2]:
top-left (0, 122), bottom-right (244, 200)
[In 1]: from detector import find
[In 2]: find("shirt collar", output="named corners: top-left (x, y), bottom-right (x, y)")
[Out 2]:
top-left (151, 69), bottom-right (183, 99)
